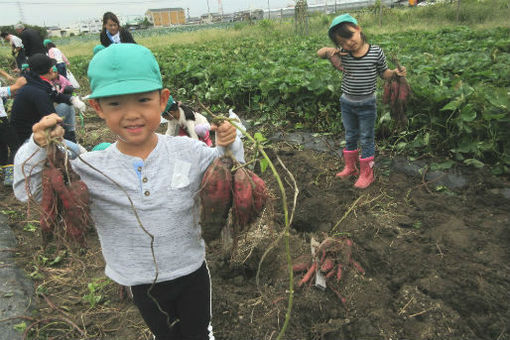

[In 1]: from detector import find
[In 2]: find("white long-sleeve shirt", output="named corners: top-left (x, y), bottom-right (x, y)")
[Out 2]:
top-left (0, 86), bottom-right (11, 117)
top-left (48, 47), bottom-right (69, 65)
top-left (14, 133), bottom-right (244, 286)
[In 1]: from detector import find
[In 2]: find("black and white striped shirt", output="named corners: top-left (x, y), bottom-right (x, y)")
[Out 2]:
top-left (340, 44), bottom-right (388, 97)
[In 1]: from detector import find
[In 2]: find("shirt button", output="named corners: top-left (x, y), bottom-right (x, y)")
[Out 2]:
top-left (138, 166), bottom-right (142, 172)
top-left (144, 191), bottom-right (150, 196)
top-left (142, 177), bottom-right (148, 183)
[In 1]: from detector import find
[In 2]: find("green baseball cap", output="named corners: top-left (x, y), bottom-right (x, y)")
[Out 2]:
top-left (87, 44), bottom-right (163, 99)
top-left (43, 39), bottom-right (52, 47)
top-left (93, 44), bottom-right (106, 55)
top-left (329, 13), bottom-right (358, 30)
top-left (164, 95), bottom-right (176, 113)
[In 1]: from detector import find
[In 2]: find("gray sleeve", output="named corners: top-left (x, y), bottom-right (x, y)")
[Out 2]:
top-left (13, 136), bottom-right (48, 202)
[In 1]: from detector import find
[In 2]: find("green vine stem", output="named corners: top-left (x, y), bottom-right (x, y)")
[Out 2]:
top-left (199, 103), bottom-right (293, 340)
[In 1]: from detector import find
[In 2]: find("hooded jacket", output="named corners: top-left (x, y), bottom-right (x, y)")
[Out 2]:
top-left (99, 28), bottom-right (136, 47)
top-left (10, 71), bottom-right (72, 143)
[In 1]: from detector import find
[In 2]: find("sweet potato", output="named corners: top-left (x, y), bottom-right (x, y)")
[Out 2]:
top-left (298, 262), bottom-right (317, 287)
top-left (292, 262), bottom-right (310, 273)
top-left (336, 263), bottom-right (343, 281)
top-left (320, 257), bottom-right (335, 273)
top-left (233, 168), bottom-right (254, 228)
top-left (329, 55), bottom-right (345, 73)
top-left (382, 81), bottom-right (391, 105)
top-left (40, 167), bottom-right (57, 234)
top-left (249, 170), bottom-right (267, 215)
top-left (199, 156), bottom-right (233, 242)
top-left (350, 259), bottom-right (365, 275)
top-left (390, 78), bottom-right (399, 107)
top-left (39, 147), bottom-right (92, 244)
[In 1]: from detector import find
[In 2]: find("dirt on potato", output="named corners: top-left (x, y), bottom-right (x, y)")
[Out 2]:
top-left (2, 116), bottom-right (509, 340)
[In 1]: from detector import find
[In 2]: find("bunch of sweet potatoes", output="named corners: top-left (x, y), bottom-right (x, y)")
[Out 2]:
top-left (199, 155), bottom-right (268, 243)
top-left (39, 145), bottom-right (92, 245)
top-left (383, 72), bottom-right (411, 126)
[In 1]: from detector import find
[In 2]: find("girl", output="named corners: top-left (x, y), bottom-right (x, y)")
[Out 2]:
top-left (324, 14), bottom-right (406, 189)
top-left (44, 39), bottom-right (70, 78)
top-left (99, 12), bottom-right (136, 47)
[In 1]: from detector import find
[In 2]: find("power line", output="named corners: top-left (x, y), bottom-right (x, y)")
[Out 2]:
top-left (3, 0), bottom-right (177, 5)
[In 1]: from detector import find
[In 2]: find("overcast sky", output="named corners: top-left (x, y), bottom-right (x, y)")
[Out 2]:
top-left (1, 0), bottom-right (301, 27)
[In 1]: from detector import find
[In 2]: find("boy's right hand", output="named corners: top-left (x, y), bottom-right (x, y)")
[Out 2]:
top-left (32, 114), bottom-right (64, 147)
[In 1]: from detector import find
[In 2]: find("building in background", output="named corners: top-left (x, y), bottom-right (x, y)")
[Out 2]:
top-left (145, 8), bottom-right (186, 27)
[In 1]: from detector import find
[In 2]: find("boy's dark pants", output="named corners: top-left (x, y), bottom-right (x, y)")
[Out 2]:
top-left (0, 117), bottom-right (21, 165)
top-left (131, 262), bottom-right (212, 340)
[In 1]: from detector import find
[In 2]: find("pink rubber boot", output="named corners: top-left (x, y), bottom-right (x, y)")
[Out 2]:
top-left (336, 149), bottom-right (359, 179)
top-left (354, 156), bottom-right (375, 189)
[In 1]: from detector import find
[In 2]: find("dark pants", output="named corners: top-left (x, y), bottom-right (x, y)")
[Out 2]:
top-left (15, 50), bottom-right (27, 70)
top-left (56, 63), bottom-right (67, 78)
top-left (131, 262), bottom-right (213, 340)
top-left (0, 117), bottom-right (21, 166)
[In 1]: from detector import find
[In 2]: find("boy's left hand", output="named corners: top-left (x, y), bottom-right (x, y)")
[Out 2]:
top-left (212, 121), bottom-right (237, 147)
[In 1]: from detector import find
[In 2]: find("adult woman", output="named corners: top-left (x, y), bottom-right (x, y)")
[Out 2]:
top-left (99, 12), bottom-right (136, 47)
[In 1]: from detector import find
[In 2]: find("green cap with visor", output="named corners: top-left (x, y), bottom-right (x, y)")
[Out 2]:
top-left (329, 13), bottom-right (358, 30)
top-left (43, 39), bottom-right (52, 47)
top-left (87, 44), bottom-right (162, 99)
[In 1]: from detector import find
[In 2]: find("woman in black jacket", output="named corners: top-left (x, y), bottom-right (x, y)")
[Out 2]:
top-left (99, 12), bottom-right (136, 47)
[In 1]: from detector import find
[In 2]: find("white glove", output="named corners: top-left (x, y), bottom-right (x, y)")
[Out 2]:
top-left (228, 109), bottom-right (246, 138)
top-left (194, 124), bottom-right (210, 138)
top-left (70, 96), bottom-right (86, 113)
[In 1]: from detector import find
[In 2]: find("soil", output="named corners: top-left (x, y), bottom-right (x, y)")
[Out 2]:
top-left (1, 115), bottom-right (509, 340)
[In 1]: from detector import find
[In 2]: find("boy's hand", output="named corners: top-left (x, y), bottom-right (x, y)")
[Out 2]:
top-left (32, 114), bottom-right (65, 147)
top-left (212, 121), bottom-right (237, 147)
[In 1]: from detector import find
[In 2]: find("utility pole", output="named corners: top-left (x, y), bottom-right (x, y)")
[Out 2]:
top-left (218, 0), bottom-right (223, 18)
top-left (17, 0), bottom-right (26, 23)
top-left (206, 0), bottom-right (211, 22)
top-left (268, 0), bottom-right (270, 19)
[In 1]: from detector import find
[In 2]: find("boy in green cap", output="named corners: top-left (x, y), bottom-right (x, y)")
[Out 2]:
top-left (13, 43), bottom-right (245, 340)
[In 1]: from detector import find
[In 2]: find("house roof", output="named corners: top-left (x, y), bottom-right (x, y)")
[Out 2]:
top-left (147, 8), bottom-right (184, 12)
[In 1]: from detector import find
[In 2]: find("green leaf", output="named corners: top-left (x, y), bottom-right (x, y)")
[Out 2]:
top-left (464, 158), bottom-right (484, 168)
top-left (259, 158), bottom-right (269, 173)
top-left (13, 322), bottom-right (26, 332)
top-left (430, 160), bottom-right (455, 171)
top-left (253, 132), bottom-right (267, 143)
top-left (441, 100), bottom-right (461, 112)
top-left (460, 105), bottom-right (477, 122)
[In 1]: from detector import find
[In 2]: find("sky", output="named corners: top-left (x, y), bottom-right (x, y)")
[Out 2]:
top-left (1, 0), bottom-right (301, 27)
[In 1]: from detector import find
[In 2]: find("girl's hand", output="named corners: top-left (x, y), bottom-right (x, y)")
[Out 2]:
top-left (317, 47), bottom-right (347, 59)
top-left (212, 121), bottom-right (237, 147)
top-left (32, 114), bottom-right (65, 147)
top-left (395, 66), bottom-right (407, 77)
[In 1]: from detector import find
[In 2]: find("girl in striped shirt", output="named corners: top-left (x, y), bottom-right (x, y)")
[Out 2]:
top-left (322, 14), bottom-right (407, 189)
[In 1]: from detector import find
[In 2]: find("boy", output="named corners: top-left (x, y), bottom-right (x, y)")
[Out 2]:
top-left (13, 44), bottom-right (245, 340)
